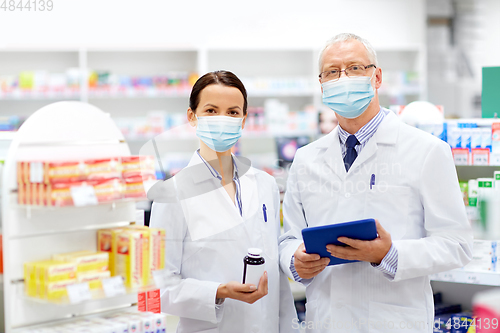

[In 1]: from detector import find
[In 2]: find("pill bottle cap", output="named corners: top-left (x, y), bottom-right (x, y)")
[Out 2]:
top-left (247, 248), bottom-right (262, 257)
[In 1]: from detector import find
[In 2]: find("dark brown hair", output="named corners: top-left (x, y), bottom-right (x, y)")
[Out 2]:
top-left (189, 70), bottom-right (248, 115)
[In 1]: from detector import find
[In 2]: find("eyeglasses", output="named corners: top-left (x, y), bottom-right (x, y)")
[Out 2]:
top-left (319, 64), bottom-right (376, 82)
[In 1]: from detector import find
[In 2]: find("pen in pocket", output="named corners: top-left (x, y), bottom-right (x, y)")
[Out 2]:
top-left (263, 204), bottom-right (267, 222)
top-left (370, 174), bottom-right (375, 189)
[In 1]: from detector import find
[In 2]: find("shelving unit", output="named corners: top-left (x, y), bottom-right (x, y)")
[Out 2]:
top-left (0, 101), bottom-right (145, 332)
top-left (430, 163), bottom-right (500, 310)
top-left (0, 46), bottom-right (426, 120)
top-left (431, 270), bottom-right (500, 286)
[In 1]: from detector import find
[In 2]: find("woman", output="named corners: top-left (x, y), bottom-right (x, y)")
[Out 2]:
top-left (149, 71), bottom-right (298, 333)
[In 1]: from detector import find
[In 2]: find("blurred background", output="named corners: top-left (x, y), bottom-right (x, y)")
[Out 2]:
top-left (1, 0), bottom-right (500, 332)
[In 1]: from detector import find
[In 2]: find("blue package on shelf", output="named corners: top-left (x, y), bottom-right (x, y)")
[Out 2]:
top-left (434, 314), bottom-right (452, 333)
top-left (450, 312), bottom-right (473, 333)
top-left (434, 303), bottom-right (462, 316)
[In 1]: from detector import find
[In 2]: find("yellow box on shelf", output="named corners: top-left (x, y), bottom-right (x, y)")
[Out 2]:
top-left (149, 228), bottom-right (165, 273)
top-left (98, 228), bottom-right (125, 276)
top-left (77, 270), bottom-right (111, 289)
top-left (24, 260), bottom-right (51, 297)
top-left (53, 251), bottom-right (109, 273)
top-left (24, 260), bottom-right (77, 298)
top-left (44, 279), bottom-right (76, 300)
top-left (115, 228), bottom-right (150, 289)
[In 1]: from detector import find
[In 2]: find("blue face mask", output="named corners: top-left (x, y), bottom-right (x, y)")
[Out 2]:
top-left (196, 116), bottom-right (243, 152)
top-left (321, 75), bottom-right (375, 119)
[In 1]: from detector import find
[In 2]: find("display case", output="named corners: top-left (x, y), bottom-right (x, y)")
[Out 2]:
top-left (0, 101), bottom-right (155, 332)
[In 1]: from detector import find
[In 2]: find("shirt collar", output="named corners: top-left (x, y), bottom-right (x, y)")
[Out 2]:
top-left (196, 149), bottom-right (238, 180)
top-left (338, 107), bottom-right (386, 145)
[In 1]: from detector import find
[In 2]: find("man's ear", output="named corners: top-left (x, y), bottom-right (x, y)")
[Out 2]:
top-left (374, 67), bottom-right (382, 90)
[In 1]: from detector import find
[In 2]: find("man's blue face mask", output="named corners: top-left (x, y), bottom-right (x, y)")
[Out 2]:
top-left (321, 71), bottom-right (376, 119)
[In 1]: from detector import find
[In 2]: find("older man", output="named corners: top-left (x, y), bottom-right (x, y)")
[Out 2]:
top-left (279, 33), bottom-right (472, 333)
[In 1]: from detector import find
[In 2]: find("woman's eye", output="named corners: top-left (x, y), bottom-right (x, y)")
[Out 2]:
top-left (206, 109), bottom-right (215, 113)
top-left (229, 111), bottom-right (240, 115)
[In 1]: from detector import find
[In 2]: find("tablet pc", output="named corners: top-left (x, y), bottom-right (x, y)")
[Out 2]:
top-left (301, 218), bottom-right (377, 266)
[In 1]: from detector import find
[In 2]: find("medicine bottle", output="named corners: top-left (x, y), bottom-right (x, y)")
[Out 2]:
top-left (242, 248), bottom-right (266, 288)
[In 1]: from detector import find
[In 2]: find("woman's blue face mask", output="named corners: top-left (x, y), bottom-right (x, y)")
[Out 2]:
top-left (195, 115), bottom-right (243, 152)
top-left (321, 71), bottom-right (376, 119)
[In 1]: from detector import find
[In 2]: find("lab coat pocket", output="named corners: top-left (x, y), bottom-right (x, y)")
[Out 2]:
top-left (367, 185), bottom-right (410, 240)
top-left (368, 301), bottom-right (428, 333)
top-left (260, 206), bottom-right (278, 261)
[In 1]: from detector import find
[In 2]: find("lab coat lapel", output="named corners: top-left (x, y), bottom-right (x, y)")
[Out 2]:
top-left (347, 110), bottom-right (400, 173)
top-left (374, 111), bottom-right (400, 145)
top-left (187, 152), bottom-right (220, 185)
top-left (348, 135), bottom-right (377, 173)
top-left (318, 127), bottom-right (347, 181)
top-left (235, 156), bottom-right (259, 220)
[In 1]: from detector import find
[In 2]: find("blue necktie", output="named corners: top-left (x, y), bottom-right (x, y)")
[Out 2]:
top-left (344, 134), bottom-right (359, 172)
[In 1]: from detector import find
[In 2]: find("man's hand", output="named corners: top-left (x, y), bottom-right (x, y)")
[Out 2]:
top-left (326, 220), bottom-right (392, 264)
top-left (216, 272), bottom-right (268, 304)
top-left (293, 243), bottom-right (330, 279)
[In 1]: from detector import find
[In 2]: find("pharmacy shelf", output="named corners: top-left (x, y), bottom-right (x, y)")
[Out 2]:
top-left (10, 285), bottom-right (138, 327)
top-left (87, 88), bottom-right (191, 99)
top-left (0, 47), bottom-right (425, 117)
top-left (456, 165), bottom-right (500, 181)
top-left (8, 195), bottom-right (142, 239)
top-left (430, 270), bottom-right (500, 286)
top-left (22, 284), bottom-right (153, 306)
top-left (0, 102), bottom-right (141, 332)
top-left (124, 130), bottom-right (318, 143)
top-left (0, 91), bottom-right (80, 101)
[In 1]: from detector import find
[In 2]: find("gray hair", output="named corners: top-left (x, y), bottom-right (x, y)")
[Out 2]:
top-left (318, 33), bottom-right (378, 73)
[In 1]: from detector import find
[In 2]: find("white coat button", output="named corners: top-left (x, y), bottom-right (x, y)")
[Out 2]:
top-left (336, 301), bottom-right (343, 309)
top-left (345, 193), bottom-right (351, 198)
top-left (252, 326), bottom-right (260, 333)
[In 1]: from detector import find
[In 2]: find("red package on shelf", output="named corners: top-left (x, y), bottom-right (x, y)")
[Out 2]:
top-left (85, 158), bottom-right (122, 181)
top-left (122, 176), bottom-right (155, 199)
top-left (45, 179), bottom-right (123, 207)
top-left (121, 156), bottom-right (155, 180)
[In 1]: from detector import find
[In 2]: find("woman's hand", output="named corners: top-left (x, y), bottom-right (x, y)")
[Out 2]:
top-left (216, 271), bottom-right (268, 304)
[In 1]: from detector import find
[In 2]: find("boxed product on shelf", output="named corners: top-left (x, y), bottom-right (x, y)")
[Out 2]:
top-left (114, 227), bottom-right (150, 289)
top-left (149, 228), bottom-right (166, 274)
top-left (433, 314), bottom-right (451, 333)
top-left (23, 179), bottom-right (122, 206)
top-left (19, 311), bottom-right (166, 333)
top-left (462, 240), bottom-right (498, 273)
top-left (121, 155), bottom-right (156, 180)
top-left (85, 158), bottom-right (122, 180)
top-left (24, 249), bottom-right (113, 300)
top-left (17, 158), bottom-right (122, 185)
top-left (24, 260), bottom-right (78, 299)
top-left (97, 228), bottom-right (120, 276)
top-left (411, 118), bottom-right (500, 165)
top-left (53, 251), bottom-right (109, 273)
top-left (122, 176), bottom-right (149, 198)
top-left (76, 270), bottom-right (111, 289)
top-left (450, 312), bottom-right (474, 333)
top-left (98, 226), bottom-right (165, 288)
top-left (17, 155), bottom-right (156, 206)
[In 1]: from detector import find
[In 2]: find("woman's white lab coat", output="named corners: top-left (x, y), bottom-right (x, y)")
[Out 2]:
top-left (149, 152), bottom-right (298, 333)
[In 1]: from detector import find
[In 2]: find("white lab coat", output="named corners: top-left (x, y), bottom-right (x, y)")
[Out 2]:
top-left (149, 152), bottom-right (298, 333)
top-left (279, 111), bottom-right (473, 333)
